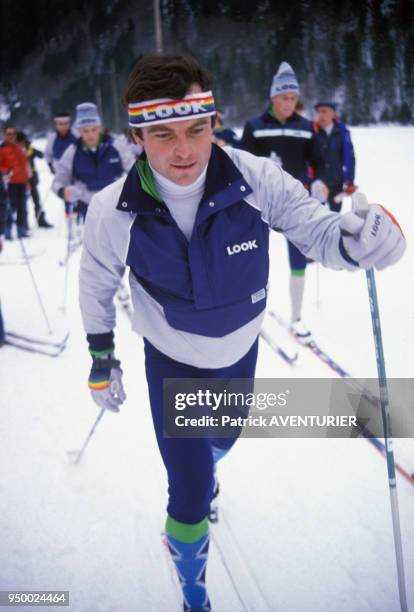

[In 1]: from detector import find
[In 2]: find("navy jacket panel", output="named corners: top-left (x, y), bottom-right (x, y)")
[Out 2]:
top-left (117, 145), bottom-right (269, 337)
top-left (53, 132), bottom-right (77, 161)
top-left (313, 120), bottom-right (355, 186)
top-left (73, 136), bottom-right (124, 193)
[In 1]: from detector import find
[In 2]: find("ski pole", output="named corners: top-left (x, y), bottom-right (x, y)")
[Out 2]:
top-left (61, 204), bottom-right (74, 313)
top-left (41, 183), bottom-right (53, 208)
top-left (68, 407), bottom-right (106, 465)
top-left (365, 268), bottom-right (407, 612)
top-left (353, 193), bottom-right (407, 612)
top-left (19, 238), bottom-right (53, 335)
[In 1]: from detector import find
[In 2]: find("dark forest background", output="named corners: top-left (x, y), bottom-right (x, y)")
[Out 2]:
top-left (1, 0), bottom-right (413, 133)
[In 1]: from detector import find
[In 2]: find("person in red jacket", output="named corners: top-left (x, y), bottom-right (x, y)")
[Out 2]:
top-left (0, 125), bottom-right (30, 239)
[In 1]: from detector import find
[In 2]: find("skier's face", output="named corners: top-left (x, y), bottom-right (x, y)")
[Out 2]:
top-left (4, 128), bottom-right (17, 144)
top-left (78, 125), bottom-right (102, 148)
top-left (54, 120), bottom-right (70, 137)
top-left (271, 93), bottom-right (298, 122)
top-left (135, 116), bottom-right (213, 186)
top-left (316, 106), bottom-right (336, 129)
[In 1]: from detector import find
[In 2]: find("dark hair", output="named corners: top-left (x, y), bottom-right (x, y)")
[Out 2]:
top-left (123, 54), bottom-right (213, 105)
top-left (16, 131), bottom-right (28, 143)
top-left (54, 112), bottom-right (71, 118)
top-left (4, 124), bottom-right (16, 133)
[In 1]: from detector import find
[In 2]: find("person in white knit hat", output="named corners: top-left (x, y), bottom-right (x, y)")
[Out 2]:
top-left (52, 102), bottom-right (130, 221)
top-left (240, 61), bottom-right (323, 342)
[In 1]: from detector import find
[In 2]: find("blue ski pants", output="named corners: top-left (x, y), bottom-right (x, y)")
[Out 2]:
top-left (144, 337), bottom-right (259, 524)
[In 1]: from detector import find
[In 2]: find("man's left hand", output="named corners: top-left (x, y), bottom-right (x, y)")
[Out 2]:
top-left (340, 195), bottom-right (406, 270)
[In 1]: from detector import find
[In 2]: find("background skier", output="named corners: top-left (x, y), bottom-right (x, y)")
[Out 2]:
top-left (240, 62), bottom-right (323, 342)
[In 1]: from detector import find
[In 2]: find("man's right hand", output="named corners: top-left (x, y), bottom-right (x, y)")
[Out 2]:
top-left (64, 185), bottom-right (82, 202)
top-left (88, 354), bottom-right (126, 412)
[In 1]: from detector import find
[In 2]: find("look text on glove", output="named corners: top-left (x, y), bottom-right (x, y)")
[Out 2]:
top-left (339, 193), bottom-right (406, 270)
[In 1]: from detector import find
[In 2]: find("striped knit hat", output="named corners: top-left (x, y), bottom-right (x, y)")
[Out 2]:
top-left (270, 62), bottom-right (300, 98)
top-left (75, 102), bottom-right (101, 128)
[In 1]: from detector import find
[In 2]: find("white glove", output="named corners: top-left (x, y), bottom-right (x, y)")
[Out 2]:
top-left (64, 185), bottom-right (83, 202)
top-left (311, 179), bottom-right (329, 204)
top-left (88, 356), bottom-right (127, 412)
top-left (340, 193), bottom-right (406, 270)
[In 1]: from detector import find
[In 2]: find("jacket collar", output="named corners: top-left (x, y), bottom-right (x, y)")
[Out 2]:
top-left (313, 119), bottom-right (342, 135)
top-left (76, 134), bottom-right (109, 153)
top-left (116, 144), bottom-right (253, 219)
top-left (262, 108), bottom-right (300, 126)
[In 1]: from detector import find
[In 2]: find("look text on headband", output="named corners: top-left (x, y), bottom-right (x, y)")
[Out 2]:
top-left (128, 91), bottom-right (216, 128)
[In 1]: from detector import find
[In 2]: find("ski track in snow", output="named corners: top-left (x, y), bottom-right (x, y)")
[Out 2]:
top-left (0, 127), bottom-right (413, 612)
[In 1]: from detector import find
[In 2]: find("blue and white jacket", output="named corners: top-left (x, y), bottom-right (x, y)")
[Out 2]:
top-left (44, 130), bottom-right (77, 164)
top-left (53, 135), bottom-right (128, 205)
top-left (79, 145), bottom-right (358, 368)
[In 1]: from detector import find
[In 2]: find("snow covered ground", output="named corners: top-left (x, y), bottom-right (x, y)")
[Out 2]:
top-left (1, 127), bottom-right (413, 611)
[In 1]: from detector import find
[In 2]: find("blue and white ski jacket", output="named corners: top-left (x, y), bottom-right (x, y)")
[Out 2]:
top-left (79, 144), bottom-right (358, 368)
top-left (44, 130), bottom-right (77, 164)
top-left (53, 135), bottom-right (128, 205)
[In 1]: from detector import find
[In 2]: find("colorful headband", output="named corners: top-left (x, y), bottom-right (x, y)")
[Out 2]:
top-left (128, 91), bottom-right (215, 128)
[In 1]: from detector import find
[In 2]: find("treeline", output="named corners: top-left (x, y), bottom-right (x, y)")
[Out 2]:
top-left (1, 0), bottom-right (413, 132)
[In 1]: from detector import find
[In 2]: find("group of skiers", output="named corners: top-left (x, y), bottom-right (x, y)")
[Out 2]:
top-left (0, 126), bottom-right (53, 240)
top-left (0, 54), bottom-right (406, 612)
top-left (0, 104), bottom-right (140, 244)
top-left (214, 62), bottom-right (357, 340)
top-left (49, 103), bottom-right (137, 220)
top-left (0, 103), bottom-right (138, 344)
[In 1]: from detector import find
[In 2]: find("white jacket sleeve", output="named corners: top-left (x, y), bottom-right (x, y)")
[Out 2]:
top-left (79, 183), bottom-right (131, 336)
top-left (72, 180), bottom-right (95, 205)
top-left (113, 135), bottom-right (137, 173)
top-left (228, 148), bottom-right (358, 271)
top-left (52, 145), bottom-right (94, 203)
top-left (52, 145), bottom-right (76, 196)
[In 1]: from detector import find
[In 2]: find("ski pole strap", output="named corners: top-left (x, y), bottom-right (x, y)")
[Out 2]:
top-left (90, 356), bottom-right (121, 370)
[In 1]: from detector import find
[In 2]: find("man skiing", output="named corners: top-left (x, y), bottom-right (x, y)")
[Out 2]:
top-left (52, 102), bottom-right (129, 221)
top-left (0, 125), bottom-right (30, 239)
top-left (239, 61), bottom-right (322, 342)
top-left (44, 112), bottom-right (77, 174)
top-left (78, 54), bottom-right (405, 612)
top-left (16, 131), bottom-right (53, 229)
top-left (313, 101), bottom-right (356, 212)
